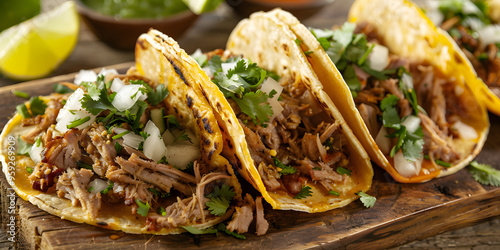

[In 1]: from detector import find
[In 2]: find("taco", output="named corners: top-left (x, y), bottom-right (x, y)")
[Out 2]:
top-left (181, 11), bottom-right (374, 213)
top-left (0, 29), bottom-right (267, 235)
top-left (265, 3), bottom-right (489, 183)
top-left (419, 0), bottom-right (500, 115)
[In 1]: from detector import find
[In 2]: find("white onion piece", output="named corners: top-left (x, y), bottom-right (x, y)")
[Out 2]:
top-left (463, 0), bottom-right (481, 15)
top-left (400, 73), bottom-right (414, 90)
top-left (143, 121), bottom-right (167, 162)
top-left (452, 120), bottom-right (478, 140)
top-left (221, 61), bottom-right (238, 75)
top-left (421, 0), bottom-right (443, 25)
top-left (202, 67), bottom-right (213, 78)
top-left (394, 150), bottom-right (423, 177)
top-left (110, 78), bottom-right (126, 93)
top-left (165, 144), bottom-right (201, 170)
top-left (260, 77), bottom-right (284, 121)
top-left (74, 69), bottom-right (97, 86)
top-left (88, 179), bottom-right (108, 194)
top-left (111, 84), bottom-right (147, 111)
top-left (98, 68), bottom-right (118, 77)
top-left (477, 25), bottom-right (500, 46)
top-left (29, 139), bottom-right (43, 164)
top-left (55, 89), bottom-right (96, 133)
top-left (162, 129), bottom-right (176, 145)
top-left (463, 17), bottom-right (484, 32)
top-left (401, 115), bottom-right (421, 134)
top-left (113, 127), bottom-right (143, 150)
top-left (367, 44), bottom-right (389, 71)
top-left (375, 126), bottom-right (392, 155)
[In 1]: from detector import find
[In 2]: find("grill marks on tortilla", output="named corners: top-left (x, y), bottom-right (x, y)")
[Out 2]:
top-left (168, 58), bottom-right (188, 86)
top-left (202, 118), bottom-right (213, 134)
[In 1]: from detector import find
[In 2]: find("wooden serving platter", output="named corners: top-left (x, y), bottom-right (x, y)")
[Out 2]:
top-left (1, 63), bottom-right (499, 249)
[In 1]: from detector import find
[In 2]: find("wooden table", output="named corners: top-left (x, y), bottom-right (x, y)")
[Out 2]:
top-left (0, 0), bottom-right (499, 249)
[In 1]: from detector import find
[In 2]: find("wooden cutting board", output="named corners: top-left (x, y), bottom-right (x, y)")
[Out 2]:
top-left (1, 63), bottom-right (499, 249)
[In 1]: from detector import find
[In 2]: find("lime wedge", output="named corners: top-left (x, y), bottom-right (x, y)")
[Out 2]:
top-left (182, 0), bottom-right (224, 14)
top-left (0, 1), bottom-right (79, 80)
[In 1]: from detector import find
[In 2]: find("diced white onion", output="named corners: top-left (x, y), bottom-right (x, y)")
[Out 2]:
top-left (113, 127), bottom-right (143, 150)
top-left (143, 121), bottom-right (167, 162)
top-left (165, 144), bottom-right (201, 170)
top-left (463, 0), bottom-right (481, 15)
top-left (452, 120), bottom-right (478, 140)
top-left (111, 84), bottom-right (147, 112)
top-left (221, 61), bottom-right (238, 75)
top-left (401, 115), bottom-right (421, 134)
top-left (368, 44), bottom-right (389, 71)
top-left (375, 126), bottom-right (392, 155)
top-left (202, 67), bottom-right (213, 78)
top-left (394, 150), bottom-right (423, 177)
top-left (162, 129), bottom-right (176, 145)
top-left (400, 73), bottom-right (414, 90)
top-left (55, 89), bottom-right (96, 133)
top-left (260, 77), bottom-right (284, 121)
top-left (110, 78), bottom-right (126, 93)
top-left (88, 179), bottom-right (109, 194)
top-left (421, 0), bottom-right (444, 25)
top-left (29, 139), bottom-right (43, 164)
top-left (98, 68), bottom-right (118, 78)
top-left (463, 17), bottom-right (484, 32)
top-left (74, 69), bottom-right (97, 86)
top-left (477, 25), bottom-right (500, 46)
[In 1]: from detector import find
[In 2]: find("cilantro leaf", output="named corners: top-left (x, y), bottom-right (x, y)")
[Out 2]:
top-left (332, 22), bottom-right (356, 51)
top-left (26, 167), bottom-right (34, 173)
top-left (294, 186), bottom-right (312, 199)
top-left (53, 83), bottom-right (74, 94)
top-left (81, 86), bottom-right (116, 115)
top-left (402, 136), bottom-right (424, 162)
top-left (343, 64), bottom-right (362, 96)
top-left (468, 161), bottom-right (500, 187)
top-left (100, 181), bottom-right (114, 194)
top-left (206, 196), bottom-right (231, 216)
top-left (29, 96), bottom-right (47, 116)
top-left (233, 90), bottom-right (273, 125)
top-left (380, 95), bottom-right (401, 130)
top-left (164, 115), bottom-right (180, 129)
top-left (357, 191), bottom-right (376, 208)
top-left (273, 157), bottom-right (297, 175)
top-left (81, 82), bottom-right (101, 101)
top-left (135, 199), bottom-right (150, 217)
top-left (157, 206), bottom-right (166, 216)
top-left (329, 190), bottom-right (340, 196)
top-left (17, 136), bottom-right (31, 156)
top-left (147, 84), bottom-right (169, 106)
top-left (16, 104), bottom-right (31, 118)
top-left (181, 225), bottom-right (218, 235)
top-left (206, 184), bottom-right (236, 201)
top-left (217, 223), bottom-right (246, 239)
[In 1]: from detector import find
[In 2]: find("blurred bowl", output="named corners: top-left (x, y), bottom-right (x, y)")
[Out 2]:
top-left (75, 0), bottom-right (199, 50)
top-left (226, 0), bottom-right (334, 21)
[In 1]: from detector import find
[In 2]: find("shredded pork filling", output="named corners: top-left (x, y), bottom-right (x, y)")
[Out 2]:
top-left (233, 85), bottom-right (350, 196)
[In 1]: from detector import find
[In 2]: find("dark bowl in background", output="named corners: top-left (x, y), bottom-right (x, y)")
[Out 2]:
top-left (226, 0), bottom-right (334, 21)
top-left (75, 0), bottom-right (199, 50)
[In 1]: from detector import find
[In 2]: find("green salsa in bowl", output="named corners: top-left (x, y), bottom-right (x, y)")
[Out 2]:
top-left (76, 0), bottom-right (198, 50)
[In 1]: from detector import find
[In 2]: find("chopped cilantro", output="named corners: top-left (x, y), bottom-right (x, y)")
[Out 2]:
top-left (67, 116), bottom-right (91, 129)
top-left (135, 199), bottom-right (150, 217)
top-left (205, 184), bottom-right (235, 216)
top-left (100, 181), bottom-right (114, 194)
top-left (77, 162), bottom-right (93, 170)
top-left (174, 131), bottom-right (192, 143)
top-left (12, 90), bottom-right (30, 99)
top-left (16, 104), bottom-right (31, 118)
top-left (53, 83), bottom-right (74, 94)
top-left (304, 50), bottom-right (314, 57)
top-left (336, 167), bottom-right (352, 176)
top-left (380, 94), bottom-right (401, 129)
top-left (88, 186), bottom-right (95, 192)
top-left (114, 142), bottom-right (123, 153)
top-left (329, 190), bottom-right (340, 196)
top-left (233, 90), bottom-right (273, 125)
top-left (424, 155), bottom-right (451, 168)
top-left (35, 137), bottom-right (42, 147)
top-left (468, 161), bottom-right (500, 187)
top-left (357, 191), bottom-right (376, 208)
top-left (294, 186), bottom-right (312, 199)
top-left (81, 81), bottom-right (101, 101)
top-left (273, 157), bottom-right (297, 175)
top-left (140, 131), bottom-right (150, 140)
top-left (164, 115), bottom-right (180, 129)
top-left (17, 136), bottom-right (31, 156)
top-left (26, 167), bottom-right (34, 174)
top-left (148, 188), bottom-right (170, 198)
top-left (217, 223), bottom-right (246, 239)
top-left (112, 130), bottom-right (130, 139)
top-left (295, 38), bottom-right (303, 46)
top-left (157, 206), bottom-right (166, 216)
top-left (181, 225), bottom-right (218, 235)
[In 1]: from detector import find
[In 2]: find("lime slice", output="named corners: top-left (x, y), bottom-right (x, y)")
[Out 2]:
top-left (182, 0), bottom-right (224, 14)
top-left (0, 1), bottom-right (79, 81)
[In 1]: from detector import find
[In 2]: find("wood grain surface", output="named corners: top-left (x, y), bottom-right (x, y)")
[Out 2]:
top-left (0, 0), bottom-right (499, 249)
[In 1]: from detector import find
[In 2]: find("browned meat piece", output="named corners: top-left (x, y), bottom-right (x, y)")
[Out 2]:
top-left (227, 202), bottom-right (253, 234)
top-left (256, 124), bottom-right (281, 151)
top-left (43, 128), bottom-right (84, 170)
top-left (56, 168), bottom-right (101, 219)
top-left (29, 162), bottom-right (64, 192)
top-left (419, 114), bottom-right (460, 163)
top-left (22, 99), bottom-right (62, 144)
top-left (80, 123), bottom-right (117, 177)
top-left (255, 196), bottom-right (269, 236)
top-left (282, 173), bottom-right (302, 195)
top-left (115, 154), bottom-right (196, 195)
top-left (301, 133), bottom-right (321, 161)
top-left (358, 103), bottom-right (379, 136)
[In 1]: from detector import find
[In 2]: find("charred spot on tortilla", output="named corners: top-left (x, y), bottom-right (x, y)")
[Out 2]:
top-left (282, 43), bottom-right (289, 54)
top-left (97, 222), bottom-right (108, 226)
top-left (186, 95), bottom-right (193, 107)
top-left (202, 118), bottom-right (213, 134)
top-left (168, 58), bottom-right (188, 86)
top-left (208, 149), bottom-right (215, 159)
top-left (137, 39), bottom-right (147, 50)
top-left (205, 139), bottom-right (211, 145)
top-left (216, 102), bottom-right (222, 112)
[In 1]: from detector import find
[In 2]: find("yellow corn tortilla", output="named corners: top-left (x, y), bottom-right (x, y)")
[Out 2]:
top-left (267, 2), bottom-right (489, 183)
top-left (0, 30), bottom-right (239, 234)
top-left (210, 10), bottom-right (374, 212)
